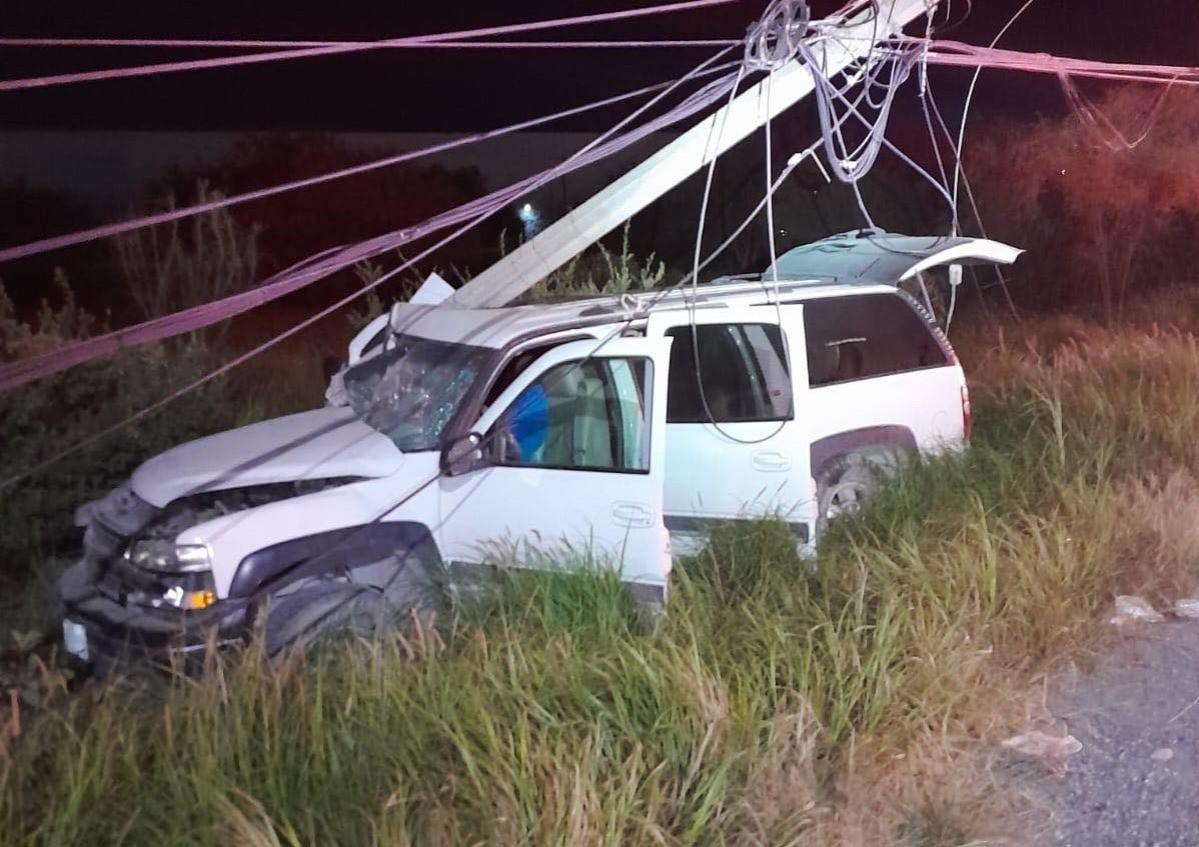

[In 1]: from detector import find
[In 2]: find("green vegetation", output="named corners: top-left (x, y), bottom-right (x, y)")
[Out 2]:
top-left (0, 189), bottom-right (325, 632)
top-left (0, 280), bottom-right (260, 626)
top-left (114, 182), bottom-right (260, 330)
top-left (4, 292), bottom-right (1199, 846)
top-left (521, 224), bottom-right (667, 302)
top-left (967, 87), bottom-right (1199, 321)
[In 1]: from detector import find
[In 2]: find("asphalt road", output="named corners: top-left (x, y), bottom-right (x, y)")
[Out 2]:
top-left (1043, 621), bottom-right (1199, 846)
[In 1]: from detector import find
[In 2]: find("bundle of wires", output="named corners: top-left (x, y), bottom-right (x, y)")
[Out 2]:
top-left (0, 51), bottom-right (745, 394)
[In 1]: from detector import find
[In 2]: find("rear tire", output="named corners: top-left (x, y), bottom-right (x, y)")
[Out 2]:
top-left (815, 454), bottom-right (878, 536)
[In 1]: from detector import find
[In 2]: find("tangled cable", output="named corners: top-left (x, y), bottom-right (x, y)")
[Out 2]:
top-left (1059, 72), bottom-right (1177, 152)
top-left (750, 1), bottom-right (935, 230)
top-left (744, 0), bottom-right (811, 72)
top-left (800, 37), bottom-right (918, 189)
top-left (0, 51), bottom-right (742, 395)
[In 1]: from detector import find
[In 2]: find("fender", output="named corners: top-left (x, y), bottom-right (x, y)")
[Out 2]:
top-left (229, 521), bottom-right (439, 599)
top-left (810, 425), bottom-right (917, 476)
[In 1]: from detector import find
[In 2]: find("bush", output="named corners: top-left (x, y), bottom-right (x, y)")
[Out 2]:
top-left (114, 181), bottom-right (259, 329)
top-left (0, 277), bottom-right (265, 623)
top-left (966, 85), bottom-right (1199, 319)
top-left (520, 223), bottom-right (666, 302)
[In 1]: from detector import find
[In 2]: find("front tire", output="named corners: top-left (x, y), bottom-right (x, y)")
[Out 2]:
top-left (262, 549), bottom-right (441, 656)
top-left (263, 583), bottom-right (392, 657)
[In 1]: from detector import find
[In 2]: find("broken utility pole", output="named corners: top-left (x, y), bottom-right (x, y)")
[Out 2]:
top-left (450, 0), bottom-right (937, 309)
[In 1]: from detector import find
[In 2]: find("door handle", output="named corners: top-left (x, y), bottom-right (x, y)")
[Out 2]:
top-left (612, 502), bottom-right (654, 528)
top-left (752, 451), bottom-right (792, 472)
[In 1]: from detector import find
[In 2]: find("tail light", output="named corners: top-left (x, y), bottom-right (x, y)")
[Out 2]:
top-left (961, 384), bottom-right (972, 441)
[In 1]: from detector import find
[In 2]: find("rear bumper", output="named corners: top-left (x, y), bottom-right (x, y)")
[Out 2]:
top-left (58, 559), bottom-right (251, 670)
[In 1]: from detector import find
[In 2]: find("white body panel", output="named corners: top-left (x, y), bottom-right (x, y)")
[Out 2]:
top-left (437, 337), bottom-right (672, 590)
top-left (131, 407), bottom-right (402, 507)
top-left (770, 233), bottom-right (1024, 284)
top-left (111, 230), bottom-right (1019, 614)
top-left (177, 454), bottom-right (442, 598)
top-left (154, 289), bottom-right (968, 600)
top-left (646, 305), bottom-right (816, 554)
top-left (806, 365), bottom-right (967, 453)
top-left (179, 337), bottom-right (672, 600)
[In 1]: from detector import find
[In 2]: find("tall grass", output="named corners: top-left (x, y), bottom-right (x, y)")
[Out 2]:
top-left (6, 302), bottom-right (1199, 845)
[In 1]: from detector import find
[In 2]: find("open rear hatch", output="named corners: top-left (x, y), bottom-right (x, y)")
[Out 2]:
top-left (769, 231), bottom-right (1022, 283)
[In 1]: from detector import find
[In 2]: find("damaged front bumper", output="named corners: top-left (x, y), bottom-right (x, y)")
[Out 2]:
top-left (58, 558), bottom-right (251, 672)
top-left (60, 480), bottom-right (246, 671)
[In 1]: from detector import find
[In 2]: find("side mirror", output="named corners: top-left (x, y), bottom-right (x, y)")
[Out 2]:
top-left (441, 432), bottom-right (485, 477)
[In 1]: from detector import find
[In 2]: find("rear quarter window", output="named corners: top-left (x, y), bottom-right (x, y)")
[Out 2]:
top-left (804, 293), bottom-right (950, 386)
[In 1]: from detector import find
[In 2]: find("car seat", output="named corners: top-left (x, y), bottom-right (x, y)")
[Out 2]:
top-left (831, 341), bottom-right (864, 382)
top-left (573, 376), bottom-right (614, 467)
top-left (535, 367), bottom-right (584, 466)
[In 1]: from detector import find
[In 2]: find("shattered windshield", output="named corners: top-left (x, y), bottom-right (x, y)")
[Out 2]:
top-left (344, 334), bottom-right (491, 452)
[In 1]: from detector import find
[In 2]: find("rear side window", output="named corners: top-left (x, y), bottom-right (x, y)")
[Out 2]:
top-left (665, 323), bottom-right (792, 423)
top-left (804, 293), bottom-right (949, 386)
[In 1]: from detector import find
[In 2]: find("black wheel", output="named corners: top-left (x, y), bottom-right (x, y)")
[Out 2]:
top-left (815, 454), bottom-right (878, 536)
top-left (263, 583), bottom-right (392, 657)
top-left (262, 551), bottom-right (440, 657)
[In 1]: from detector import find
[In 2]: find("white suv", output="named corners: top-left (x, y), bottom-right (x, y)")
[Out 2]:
top-left (58, 232), bottom-right (1019, 667)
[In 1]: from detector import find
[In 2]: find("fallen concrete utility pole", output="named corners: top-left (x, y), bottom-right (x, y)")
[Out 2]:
top-left (451, 0), bottom-right (935, 309)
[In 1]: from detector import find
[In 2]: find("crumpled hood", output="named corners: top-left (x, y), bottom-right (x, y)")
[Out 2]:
top-left (131, 407), bottom-right (403, 507)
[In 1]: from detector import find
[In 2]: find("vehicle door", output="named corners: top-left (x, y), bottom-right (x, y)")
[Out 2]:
top-left (437, 337), bottom-right (672, 595)
top-left (645, 305), bottom-right (815, 554)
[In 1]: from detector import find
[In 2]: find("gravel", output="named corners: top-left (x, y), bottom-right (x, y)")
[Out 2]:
top-left (1041, 621), bottom-right (1199, 846)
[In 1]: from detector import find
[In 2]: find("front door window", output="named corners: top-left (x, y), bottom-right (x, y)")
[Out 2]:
top-left (490, 358), bottom-right (651, 472)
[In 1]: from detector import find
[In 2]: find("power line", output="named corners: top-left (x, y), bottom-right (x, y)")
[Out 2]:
top-left (0, 52), bottom-right (740, 395)
top-left (1, 37), bottom-right (738, 50)
top-left (918, 40), bottom-right (1199, 87)
top-left (14, 0), bottom-right (1194, 478)
top-left (0, 0), bottom-right (737, 92)
top-left (0, 62), bottom-right (738, 264)
top-left (923, 76), bottom-right (1015, 321)
top-left (0, 51), bottom-right (742, 488)
top-left (0, 208), bottom-right (497, 493)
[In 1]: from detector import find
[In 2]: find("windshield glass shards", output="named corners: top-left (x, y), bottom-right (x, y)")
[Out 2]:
top-left (344, 335), bottom-right (490, 452)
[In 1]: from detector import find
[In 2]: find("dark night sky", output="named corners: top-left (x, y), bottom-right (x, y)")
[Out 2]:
top-left (2, 0), bottom-right (1196, 132)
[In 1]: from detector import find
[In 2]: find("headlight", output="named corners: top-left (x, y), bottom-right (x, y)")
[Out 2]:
top-left (126, 539), bottom-right (212, 573)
